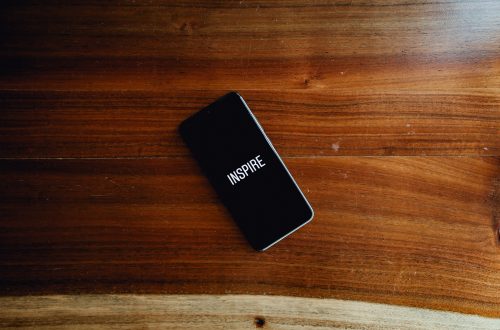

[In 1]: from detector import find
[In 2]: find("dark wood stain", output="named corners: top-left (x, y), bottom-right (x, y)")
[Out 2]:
top-left (0, 0), bottom-right (499, 319)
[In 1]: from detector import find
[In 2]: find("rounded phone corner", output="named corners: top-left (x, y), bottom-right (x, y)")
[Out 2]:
top-left (227, 90), bottom-right (241, 98)
top-left (306, 205), bottom-right (315, 223)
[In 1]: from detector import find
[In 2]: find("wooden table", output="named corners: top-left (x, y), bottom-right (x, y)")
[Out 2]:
top-left (1, 1), bottom-right (499, 328)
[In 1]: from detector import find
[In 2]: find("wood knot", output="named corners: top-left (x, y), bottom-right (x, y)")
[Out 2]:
top-left (179, 21), bottom-right (199, 34)
top-left (254, 316), bottom-right (265, 328)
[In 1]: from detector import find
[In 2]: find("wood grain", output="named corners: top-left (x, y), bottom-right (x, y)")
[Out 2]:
top-left (1, 157), bottom-right (499, 316)
top-left (1, 0), bottom-right (499, 324)
top-left (1, 295), bottom-right (500, 329)
top-left (1, 90), bottom-right (498, 158)
top-left (1, 1), bottom-right (499, 91)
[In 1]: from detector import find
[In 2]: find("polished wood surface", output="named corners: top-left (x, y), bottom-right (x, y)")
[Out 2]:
top-left (1, 90), bottom-right (498, 158)
top-left (1, 157), bottom-right (499, 316)
top-left (1, 0), bottom-right (499, 324)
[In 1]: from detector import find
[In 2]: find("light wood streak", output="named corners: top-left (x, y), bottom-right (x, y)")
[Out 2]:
top-left (1, 295), bottom-right (499, 329)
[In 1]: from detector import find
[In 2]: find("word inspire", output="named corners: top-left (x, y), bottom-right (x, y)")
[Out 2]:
top-left (227, 155), bottom-right (266, 186)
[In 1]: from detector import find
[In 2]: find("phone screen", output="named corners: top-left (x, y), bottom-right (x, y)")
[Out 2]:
top-left (179, 92), bottom-right (313, 251)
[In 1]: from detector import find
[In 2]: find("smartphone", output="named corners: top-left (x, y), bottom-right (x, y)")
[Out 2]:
top-left (179, 92), bottom-right (314, 251)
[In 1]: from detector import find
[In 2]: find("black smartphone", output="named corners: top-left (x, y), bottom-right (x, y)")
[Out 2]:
top-left (179, 92), bottom-right (314, 251)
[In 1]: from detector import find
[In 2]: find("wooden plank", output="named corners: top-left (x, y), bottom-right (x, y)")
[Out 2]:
top-left (1, 157), bottom-right (499, 316)
top-left (1, 294), bottom-right (499, 329)
top-left (1, 90), bottom-right (498, 158)
top-left (1, 0), bottom-right (499, 322)
top-left (1, 1), bottom-right (499, 91)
